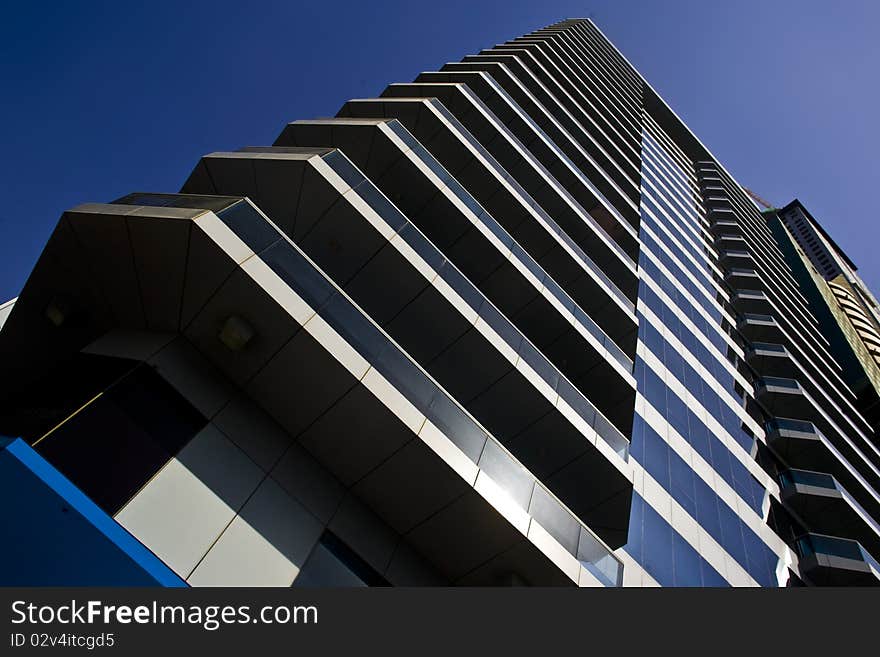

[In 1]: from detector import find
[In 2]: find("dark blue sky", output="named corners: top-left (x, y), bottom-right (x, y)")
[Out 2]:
top-left (1, 0), bottom-right (877, 302)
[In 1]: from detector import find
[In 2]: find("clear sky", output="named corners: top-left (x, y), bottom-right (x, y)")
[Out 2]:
top-left (1, 0), bottom-right (877, 302)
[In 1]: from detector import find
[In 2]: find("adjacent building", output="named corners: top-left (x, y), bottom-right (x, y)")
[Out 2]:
top-left (768, 200), bottom-right (880, 453)
top-left (1, 18), bottom-right (878, 586)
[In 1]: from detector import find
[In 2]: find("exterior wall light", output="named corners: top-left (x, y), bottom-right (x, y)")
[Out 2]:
top-left (218, 315), bottom-right (255, 351)
top-left (45, 298), bottom-right (70, 327)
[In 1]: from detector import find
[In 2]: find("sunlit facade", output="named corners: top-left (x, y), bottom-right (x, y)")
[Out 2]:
top-left (1, 18), bottom-right (878, 587)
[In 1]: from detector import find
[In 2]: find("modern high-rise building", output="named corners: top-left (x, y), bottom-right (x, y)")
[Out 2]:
top-left (768, 200), bottom-right (880, 448)
top-left (2, 18), bottom-right (879, 587)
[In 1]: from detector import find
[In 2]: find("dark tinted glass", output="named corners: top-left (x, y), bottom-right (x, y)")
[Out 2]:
top-left (106, 366), bottom-right (206, 455)
top-left (322, 150), bottom-right (366, 190)
top-left (261, 241), bottom-right (334, 310)
top-left (35, 366), bottom-right (207, 514)
top-left (218, 200), bottom-right (281, 253)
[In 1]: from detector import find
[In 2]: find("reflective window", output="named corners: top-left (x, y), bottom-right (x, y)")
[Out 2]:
top-left (35, 363), bottom-right (207, 514)
top-left (217, 200), bottom-right (281, 253)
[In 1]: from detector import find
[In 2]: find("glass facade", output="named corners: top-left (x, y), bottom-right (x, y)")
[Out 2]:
top-left (2, 17), bottom-right (878, 587)
top-left (622, 124), bottom-right (784, 586)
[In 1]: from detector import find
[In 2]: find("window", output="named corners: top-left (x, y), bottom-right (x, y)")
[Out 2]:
top-left (35, 364), bottom-right (207, 514)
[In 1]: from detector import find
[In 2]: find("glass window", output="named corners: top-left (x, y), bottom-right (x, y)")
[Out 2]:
top-left (622, 494), bottom-right (645, 564)
top-left (639, 319), bottom-right (663, 356)
top-left (355, 183), bottom-right (408, 232)
top-left (693, 480), bottom-right (723, 540)
top-left (671, 532), bottom-right (703, 587)
top-left (669, 451), bottom-right (697, 517)
top-left (322, 151), bottom-right (366, 190)
top-left (717, 504), bottom-right (748, 568)
top-left (642, 364), bottom-right (667, 408)
top-left (743, 529), bottom-right (777, 587)
top-left (261, 241), bottom-right (334, 310)
top-left (641, 499), bottom-right (674, 585)
top-left (35, 365), bottom-right (207, 515)
top-left (665, 392), bottom-right (689, 438)
top-left (700, 559), bottom-right (730, 587)
top-left (218, 200), bottom-right (281, 254)
top-left (642, 424), bottom-right (670, 488)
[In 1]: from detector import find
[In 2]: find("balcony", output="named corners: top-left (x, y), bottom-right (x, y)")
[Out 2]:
top-left (795, 533), bottom-right (880, 586)
top-left (737, 313), bottom-right (782, 343)
top-left (746, 342), bottom-right (796, 378)
top-left (718, 248), bottom-right (754, 269)
top-left (705, 206), bottom-right (736, 223)
top-left (715, 234), bottom-right (747, 251)
top-left (704, 197), bottom-right (733, 214)
top-left (0, 195), bottom-right (627, 586)
top-left (450, 52), bottom-right (641, 228)
top-left (435, 60), bottom-right (640, 237)
top-left (767, 418), bottom-right (880, 530)
top-left (780, 469), bottom-right (880, 556)
top-left (755, 377), bottom-right (813, 419)
top-left (379, 82), bottom-right (639, 300)
top-left (182, 145), bottom-right (637, 466)
top-left (337, 97), bottom-right (639, 355)
top-left (464, 45), bottom-right (641, 216)
top-left (768, 418), bottom-right (834, 470)
top-left (732, 289), bottom-right (769, 315)
top-left (182, 155), bottom-right (637, 543)
top-left (724, 268), bottom-right (761, 291)
top-left (258, 122), bottom-right (637, 433)
top-left (709, 220), bottom-right (741, 237)
top-left (412, 70), bottom-right (640, 261)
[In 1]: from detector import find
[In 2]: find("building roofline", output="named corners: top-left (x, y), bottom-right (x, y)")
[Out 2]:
top-left (779, 198), bottom-right (857, 272)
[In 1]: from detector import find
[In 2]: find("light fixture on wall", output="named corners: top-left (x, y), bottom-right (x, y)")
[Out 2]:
top-left (218, 314), bottom-right (255, 351)
top-left (44, 297), bottom-right (70, 327)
